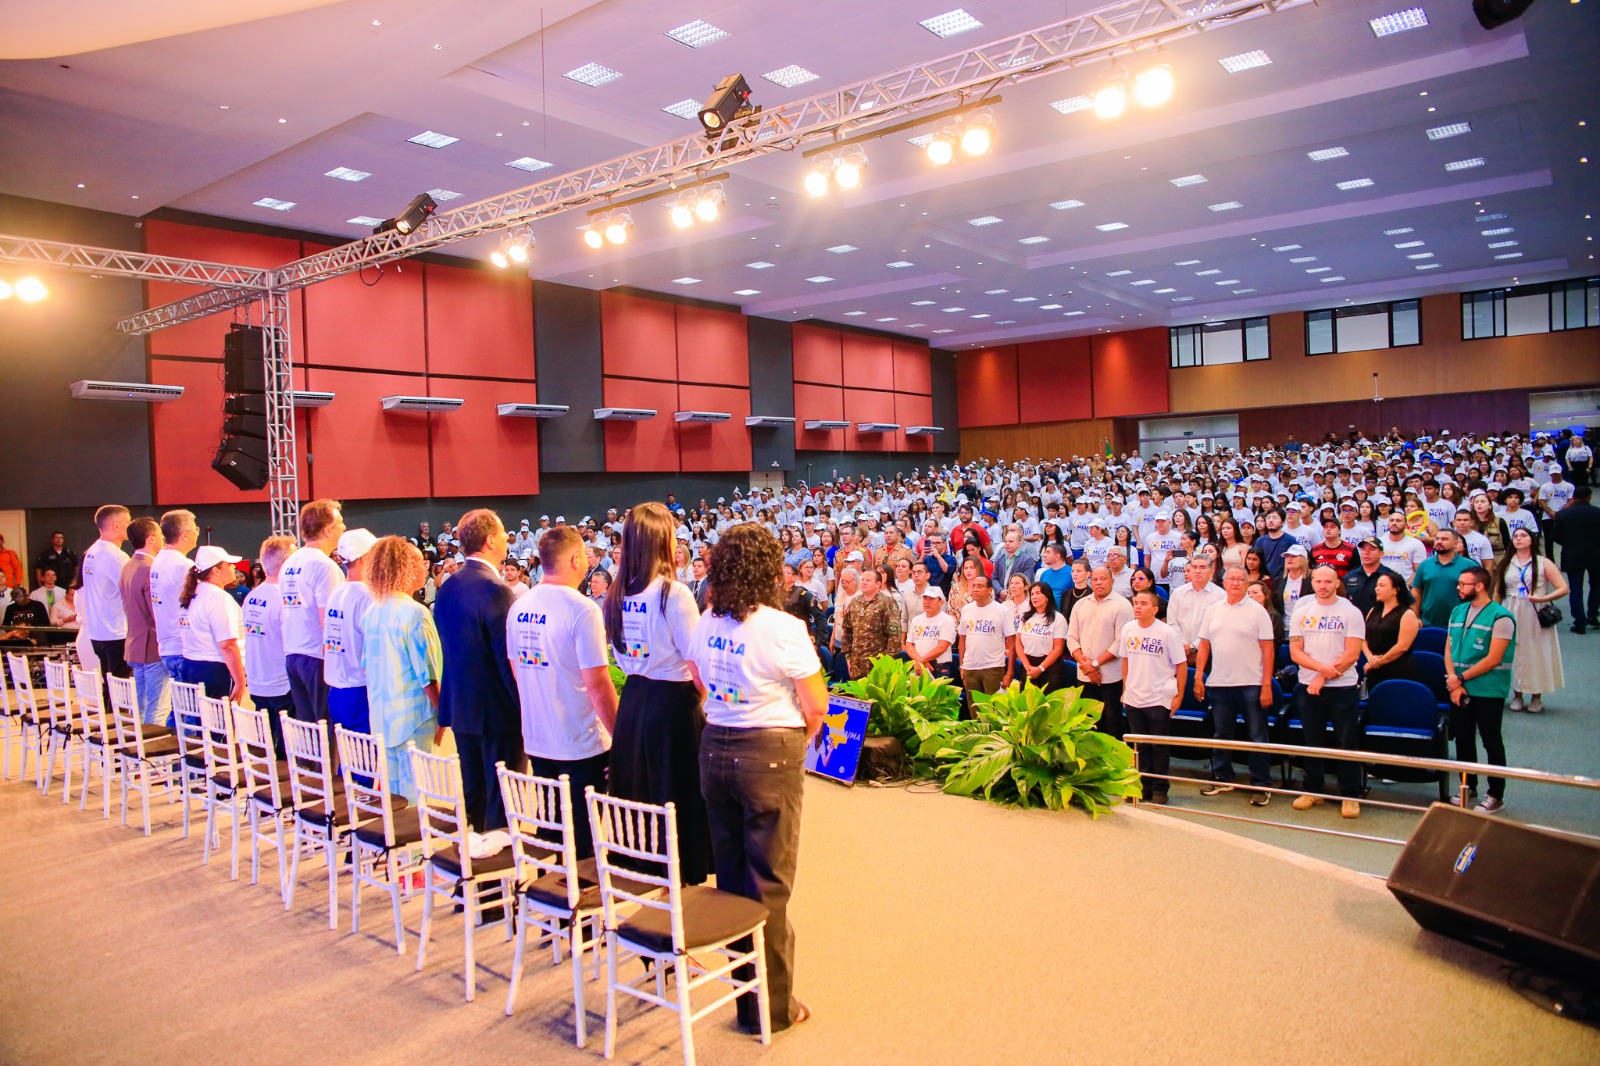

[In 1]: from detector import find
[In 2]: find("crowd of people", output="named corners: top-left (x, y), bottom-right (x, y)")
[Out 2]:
top-left (7, 424), bottom-right (1598, 1033)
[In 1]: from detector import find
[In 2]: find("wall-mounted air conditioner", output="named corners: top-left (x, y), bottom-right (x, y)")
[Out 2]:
top-left (594, 408), bottom-right (657, 421)
top-left (381, 395), bottom-right (464, 412)
top-left (803, 419), bottom-right (850, 430)
top-left (674, 411), bottom-right (731, 423)
top-left (905, 425), bottom-right (945, 436)
top-left (857, 422), bottom-right (901, 433)
top-left (745, 415), bottom-right (796, 428)
top-left (497, 403), bottom-right (570, 418)
top-left (70, 380), bottom-right (185, 403)
top-left (290, 391), bottom-right (335, 408)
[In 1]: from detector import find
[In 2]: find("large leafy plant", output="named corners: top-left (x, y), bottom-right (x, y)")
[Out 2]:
top-left (831, 655), bottom-right (960, 762)
top-left (921, 683), bottom-right (1142, 817)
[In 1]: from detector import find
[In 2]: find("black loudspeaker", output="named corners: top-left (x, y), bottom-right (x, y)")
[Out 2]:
top-left (223, 325), bottom-right (267, 394)
top-left (1387, 804), bottom-right (1600, 988)
top-left (211, 435), bottom-right (269, 490)
top-left (225, 393), bottom-right (267, 417)
top-left (223, 412), bottom-right (268, 440)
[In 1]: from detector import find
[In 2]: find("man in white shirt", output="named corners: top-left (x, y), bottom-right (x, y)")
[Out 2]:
top-left (279, 498), bottom-right (347, 725)
top-left (1194, 566), bottom-right (1277, 803)
top-left (242, 534), bottom-right (296, 756)
top-left (1067, 567), bottom-right (1135, 738)
top-left (1378, 512), bottom-right (1428, 584)
top-left (507, 525), bottom-right (618, 858)
top-left (957, 574), bottom-right (1012, 697)
top-left (149, 509), bottom-right (199, 702)
top-left (1144, 512), bottom-right (1182, 588)
top-left (1288, 566), bottom-right (1367, 818)
top-left (904, 587), bottom-right (956, 679)
top-left (1114, 588), bottom-right (1187, 805)
top-left (1538, 467), bottom-right (1575, 559)
top-left (1167, 557), bottom-right (1225, 658)
top-left (80, 504), bottom-right (132, 685)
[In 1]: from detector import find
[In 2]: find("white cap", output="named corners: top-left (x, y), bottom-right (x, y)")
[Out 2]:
top-left (920, 585), bottom-right (946, 601)
top-left (336, 528), bottom-right (378, 563)
top-left (555, 515), bottom-right (565, 522)
top-left (195, 545), bottom-right (242, 572)
top-left (519, 518), bottom-right (530, 526)
top-left (1285, 544), bottom-right (1309, 557)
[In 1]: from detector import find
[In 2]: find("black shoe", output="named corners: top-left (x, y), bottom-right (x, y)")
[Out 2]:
top-left (1249, 790), bottom-right (1271, 807)
top-left (1571, 624), bottom-right (1588, 634)
top-left (1200, 782), bottom-right (1235, 796)
top-left (1150, 791), bottom-right (1169, 805)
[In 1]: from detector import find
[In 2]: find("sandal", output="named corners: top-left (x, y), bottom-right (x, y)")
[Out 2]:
top-left (792, 998), bottom-right (812, 1025)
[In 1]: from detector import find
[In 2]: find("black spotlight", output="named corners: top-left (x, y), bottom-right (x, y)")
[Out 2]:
top-left (1473, 0), bottom-right (1536, 29)
top-left (393, 192), bottom-right (438, 235)
top-left (698, 74), bottom-right (752, 133)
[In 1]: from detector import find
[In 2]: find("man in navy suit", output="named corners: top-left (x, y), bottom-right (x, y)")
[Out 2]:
top-left (434, 508), bottom-right (526, 830)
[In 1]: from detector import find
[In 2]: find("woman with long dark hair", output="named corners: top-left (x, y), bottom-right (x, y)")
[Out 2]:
top-left (1015, 582), bottom-right (1069, 691)
top-left (602, 501), bottom-right (711, 885)
top-left (178, 544), bottom-right (247, 701)
top-left (687, 523), bottom-right (827, 1033)
top-left (1362, 572), bottom-right (1420, 688)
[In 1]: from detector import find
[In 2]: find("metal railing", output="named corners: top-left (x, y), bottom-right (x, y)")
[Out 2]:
top-left (1123, 733), bottom-right (1600, 852)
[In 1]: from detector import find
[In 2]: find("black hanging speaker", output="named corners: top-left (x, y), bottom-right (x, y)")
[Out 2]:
top-left (1387, 804), bottom-right (1600, 988)
top-left (223, 324), bottom-right (267, 394)
top-left (211, 435), bottom-right (269, 490)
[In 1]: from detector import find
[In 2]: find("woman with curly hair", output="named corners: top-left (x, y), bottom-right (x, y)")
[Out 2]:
top-left (361, 536), bottom-right (442, 802)
top-left (687, 522), bottom-right (826, 1034)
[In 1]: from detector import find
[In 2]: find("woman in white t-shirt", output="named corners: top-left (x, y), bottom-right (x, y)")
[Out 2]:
top-left (602, 502), bottom-right (711, 886)
top-left (1015, 581), bottom-right (1070, 691)
top-left (686, 523), bottom-right (827, 1034)
top-left (177, 544), bottom-right (247, 703)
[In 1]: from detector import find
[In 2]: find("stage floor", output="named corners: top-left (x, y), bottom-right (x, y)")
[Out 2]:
top-left (2, 770), bottom-right (1596, 1065)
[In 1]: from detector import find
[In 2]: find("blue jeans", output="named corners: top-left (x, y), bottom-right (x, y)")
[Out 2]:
top-left (1208, 685), bottom-right (1271, 787)
top-left (285, 653), bottom-right (330, 723)
top-left (161, 655), bottom-right (186, 726)
top-left (1295, 684), bottom-right (1363, 798)
top-left (131, 659), bottom-right (171, 726)
top-left (182, 659), bottom-right (233, 701)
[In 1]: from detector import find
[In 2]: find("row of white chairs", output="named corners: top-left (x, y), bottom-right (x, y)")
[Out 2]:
top-left (1, 653), bottom-right (771, 1066)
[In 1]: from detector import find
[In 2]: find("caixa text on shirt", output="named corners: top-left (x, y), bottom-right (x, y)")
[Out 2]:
top-left (622, 600), bottom-right (649, 615)
top-left (705, 635), bottom-right (746, 655)
top-left (516, 612), bottom-right (546, 625)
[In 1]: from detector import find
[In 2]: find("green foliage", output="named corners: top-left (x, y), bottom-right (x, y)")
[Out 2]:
top-left (831, 655), bottom-right (960, 762)
top-left (607, 657), bottom-right (627, 697)
top-left (921, 683), bottom-right (1142, 817)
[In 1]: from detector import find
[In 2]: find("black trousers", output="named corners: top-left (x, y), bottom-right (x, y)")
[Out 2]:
top-left (456, 731), bottom-right (527, 832)
top-left (1565, 559), bottom-right (1599, 627)
top-left (1452, 696), bottom-right (1507, 800)
top-left (90, 638), bottom-right (130, 710)
top-left (285, 653), bottom-right (330, 723)
top-left (1123, 704), bottom-right (1172, 798)
top-left (528, 751), bottom-right (608, 859)
top-left (1081, 679), bottom-right (1125, 739)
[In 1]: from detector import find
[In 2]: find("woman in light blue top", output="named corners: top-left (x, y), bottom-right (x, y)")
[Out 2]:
top-left (360, 537), bottom-right (442, 802)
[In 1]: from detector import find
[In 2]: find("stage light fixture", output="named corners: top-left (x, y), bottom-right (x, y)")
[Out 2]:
top-left (699, 73), bottom-right (753, 132)
top-left (15, 276), bottom-right (47, 302)
top-left (693, 183), bottom-right (726, 222)
top-left (804, 163), bottom-right (833, 196)
top-left (1134, 64), bottom-right (1175, 108)
top-left (834, 148), bottom-right (868, 189)
top-left (669, 193), bottom-right (697, 229)
top-left (1472, 0), bottom-right (1536, 29)
top-left (582, 225), bottom-right (605, 250)
top-left (1094, 77), bottom-right (1128, 119)
top-left (508, 230), bottom-right (532, 263)
top-left (604, 209), bottom-right (633, 245)
top-left (393, 192), bottom-right (438, 235)
top-left (959, 111), bottom-right (994, 156)
top-left (490, 236), bottom-right (511, 269)
top-left (927, 125), bottom-right (959, 166)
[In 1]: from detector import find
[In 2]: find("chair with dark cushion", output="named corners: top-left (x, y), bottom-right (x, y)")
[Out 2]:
top-left (334, 725), bottom-right (420, 954)
top-left (281, 714), bottom-right (359, 928)
top-left (1362, 679), bottom-right (1450, 801)
top-left (109, 674), bottom-right (179, 836)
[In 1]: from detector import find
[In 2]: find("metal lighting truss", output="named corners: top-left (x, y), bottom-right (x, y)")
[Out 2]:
top-left (0, 233), bottom-right (270, 288)
top-left (117, 0), bottom-right (1313, 334)
top-left (259, 290), bottom-right (300, 537)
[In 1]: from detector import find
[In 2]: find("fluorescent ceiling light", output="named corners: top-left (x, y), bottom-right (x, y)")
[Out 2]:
top-left (912, 300), bottom-right (937, 306)
top-left (906, 323), bottom-right (927, 328)
top-left (1481, 227), bottom-right (1514, 236)
top-left (1018, 236), bottom-right (1050, 245)
top-left (325, 167), bottom-right (371, 182)
top-left (1289, 256), bottom-right (1317, 263)
top-left (1095, 222), bottom-right (1129, 231)
top-left (1307, 147), bottom-right (1349, 161)
top-left (1494, 252), bottom-right (1522, 259)
top-left (565, 62), bottom-right (622, 87)
top-left (1208, 201), bottom-right (1243, 212)
top-left (1131, 279), bottom-right (1157, 286)
top-left (996, 319), bottom-right (1017, 324)
top-left (805, 275), bottom-right (835, 283)
top-left (967, 215), bottom-right (1003, 226)
top-left (1050, 199), bottom-right (1086, 210)
top-left (1427, 121), bottom-right (1472, 140)
top-left (921, 8), bottom-right (983, 37)
top-left (941, 306), bottom-right (965, 312)
top-left (1369, 7), bottom-right (1429, 36)
top-left (1336, 178), bottom-right (1375, 190)
top-left (1013, 296), bottom-right (1038, 302)
top-left (826, 244), bottom-right (859, 253)
top-left (877, 317), bottom-right (898, 322)
top-left (764, 64), bottom-right (819, 88)
top-left (664, 20), bottom-right (729, 47)
top-left (506, 156), bottom-right (553, 172)
top-left (1320, 276), bottom-right (1346, 282)
top-left (1153, 288), bottom-right (1177, 294)
top-left (734, 288), bottom-right (761, 296)
top-left (1233, 288), bottom-right (1257, 294)
top-left (908, 133), bottom-right (936, 148)
top-left (1487, 240), bottom-right (1518, 248)
top-left (932, 329), bottom-right (954, 334)
top-left (1416, 263), bottom-right (1441, 270)
top-left (1106, 270), bottom-right (1132, 276)
top-left (253, 197), bottom-right (295, 210)
top-left (347, 215), bottom-right (385, 227)
top-left (1269, 246), bottom-right (1300, 253)
top-left (1170, 174), bottom-right (1208, 187)
top-left (1039, 303), bottom-right (1063, 309)
top-left (843, 311), bottom-right (866, 316)
top-left (1064, 310), bottom-right (1086, 316)
top-left (427, 188), bottom-right (461, 201)
top-left (1196, 269), bottom-right (1221, 276)
top-left (1175, 259), bottom-right (1203, 265)
top-left (1219, 50), bottom-right (1271, 74)
top-left (408, 130), bottom-right (458, 148)
top-left (1214, 279), bottom-right (1241, 285)
top-left (1407, 253), bottom-right (1434, 259)
top-left (970, 313), bottom-right (991, 319)
top-left (887, 261), bottom-right (915, 268)
top-left (1306, 267), bottom-right (1332, 273)
top-left (1445, 157), bottom-right (1485, 171)
top-left (1384, 227), bottom-right (1414, 236)
top-left (663, 99), bottom-right (702, 120)
top-left (1050, 96), bottom-right (1094, 115)
top-left (747, 261), bottom-right (776, 269)
top-left (672, 277), bottom-right (701, 285)
top-left (1395, 240), bottom-right (1425, 248)
top-left (1171, 297), bottom-right (1194, 303)
top-left (1475, 213), bottom-right (1507, 222)
top-left (985, 289), bottom-right (1010, 295)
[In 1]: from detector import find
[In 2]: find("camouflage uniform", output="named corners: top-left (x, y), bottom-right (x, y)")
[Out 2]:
top-left (842, 591), bottom-right (904, 679)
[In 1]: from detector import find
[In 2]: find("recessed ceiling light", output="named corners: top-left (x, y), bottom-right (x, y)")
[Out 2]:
top-left (672, 277), bottom-right (702, 285)
top-left (734, 288), bottom-right (761, 296)
top-left (996, 319), bottom-right (1018, 324)
top-left (1369, 7), bottom-right (1429, 36)
top-left (1131, 279), bottom-right (1157, 286)
top-left (912, 300), bottom-right (937, 306)
top-left (565, 62), bottom-right (623, 87)
top-left (1307, 147), bottom-right (1349, 162)
top-left (1270, 245), bottom-right (1301, 253)
top-left (1337, 178), bottom-right (1375, 190)
top-left (1383, 228), bottom-right (1414, 236)
top-left (1306, 267), bottom-right (1332, 273)
top-left (507, 156), bottom-right (553, 172)
top-left (932, 329), bottom-right (954, 334)
top-left (1219, 50), bottom-right (1272, 74)
top-left (1481, 227), bottom-right (1514, 236)
top-left (826, 244), bottom-right (859, 253)
top-left (942, 306), bottom-right (966, 312)
top-left (325, 167), bottom-right (371, 182)
top-left (1064, 310), bottom-right (1086, 316)
top-left (1320, 276), bottom-right (1346, 282)
top-left (970, 313), bottom-right (991, 319)
top-left (1171, 297), bottom-right (1194, 303)
top-left (747, 261), bottom-right (776, 269)
top-left (1018, 236), bottom-right (1050, 245)
top-left (1013, 297), bottom-right (1038, 303)
top-left (1415, 263), bottom-right (1442, 270)
top-left (1407, 252), bottom-right (1434, 259)
top-left (1475, 213), bottom-right (1507, 222)
top-left (663, 98), bottom-right (702, 120)
top-left (1039, 303), bottom-right (1063, 310)
top-left (985, 288), bottom-right (1010, 295)
top-left (1290, 256), bottom-right (1318, 263)
top-left (1095, 222), bottom-right (1129, 231)
top-left (347, 215), bottom-right (385, 227)
top-left (1233, 288), bottom-right (1258, 294)
top-left (843, 311), bottom-right (867, 316)
top-left (967, 215), bottom-right (1003, 226)
top-left (1196, 269), bottom-right (1222, 276)
top-left (907, 133), bottom-right (936, 148)
top-left (1049, 96), bottom-right (1094, 115)
top-left (1049, 199), bottom-right (1086, 210)
top-left (1208, 201), bottom-right (1243, 212)
top-left (887, 261), bottom-right (915, 268)
top-left (253, 197), bottom-right (295, 211)
top-left (664, 20), bottom-right (729, 47)
top-left (805, 275), bottom-right (835, 283)
top-left (1445, 157), bottom-right (1485, 171)
top-left (427, 188), bottom-right (462, 201)
top-left (921, 8), bottom-right (983, 37)
top-left (1214, 279), bottom-right (1241, 285)
top-left (1153, 288), bottom-right (1177, 294)
top-left (1106, 270), bottom-right (1132, 277)
top-left (1175, 258), bottom-right (1203, 265)
top-left (1426, 121), bottom-right (1473, 140)
top-left (1494, 252), bottom-right (1523, 259)
top-left (408, 130), bottom-right (458, 148)
top-left (877, 317), bottom-right (899, 323)
top-left (1487, 240), bottom-right (1518, 248)
top-left (764, 64), bottom-right (819, 88)
top-left (1170, 174), bottom-right (1208, 187)
top-left (906, 323), bottom-right (927, 328)
top-left (1394, 240), bottom-right (1425, 248)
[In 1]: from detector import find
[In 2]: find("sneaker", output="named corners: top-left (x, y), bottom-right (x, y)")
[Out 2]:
top-left (1291, 794), bottom-right (1321, 811)
top-left (1527, 696), bottom-right (1544, 714)
top-left (1341, 800), bottom-right (1361, 819)
top-left (1508, 694), bottom-right (1526, 712)
top-left (1248, 791), bottom-right (1271, 807)
top-left (1475, 796), bottom-right (1505, 814)
top-left (1451, 789), bottom-right (1479, 807)
top-left (1151, 791), bottom-right (1169, 806)
top-left (1200, 782), bottom-right (1235, 796)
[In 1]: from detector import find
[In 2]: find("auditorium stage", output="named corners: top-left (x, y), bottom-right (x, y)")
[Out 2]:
top-left (2, 771), bottom-right (1595, 1065)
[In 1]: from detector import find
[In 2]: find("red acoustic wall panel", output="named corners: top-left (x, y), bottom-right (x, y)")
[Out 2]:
top-left (956, 346), bottom-right (1020, 428)
top-left (791, 323), bottom-right (843, 385)
top-left (1090, 328), bottom-right (1169, 418)
top-left (601, 377), bottom-right (680, 473)
top-left (793, 382), bottom-right (845, 451)
top-left (601, 291), bottom-right (678, 381)
top-left (841, 333), bottom-right (894, 389)
top-left (894, 392), bottom-right (935, 454)
top-left (675, 304), bottom-right (749, 387)
top-left (424, 263), bottom-right (535, 380)
top-left (142, 221), bottom-right (304, 360)
top-left (1018, 337), bottom-right (1094, 424)
top-left (302, 245), bottom-right (426, 374)
top-left (844, 388), bottom-right (897, 453)
top-left (303, 369), bottom-right (430, 501)
top-left (677, 384), bottom-right (752, 472)
top-left (428, 378), bottom-right (540, 498)
top-left (892, 340), bottom-right (932, 395)
top-left (148, 358), bottom-right (307, 507)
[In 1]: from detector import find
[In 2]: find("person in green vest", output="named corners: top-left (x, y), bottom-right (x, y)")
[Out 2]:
top-left (1411, 528), bottom-right (1476, 628)
top-left (1443, 565), bottom-right (1515, 814)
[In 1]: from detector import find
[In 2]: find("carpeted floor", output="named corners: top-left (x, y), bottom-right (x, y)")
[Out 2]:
top-left (3, 762), bottom-right (1597, 1065)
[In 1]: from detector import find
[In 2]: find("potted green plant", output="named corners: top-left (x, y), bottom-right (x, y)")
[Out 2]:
top-left (831, 655), bottom-right (960, 767)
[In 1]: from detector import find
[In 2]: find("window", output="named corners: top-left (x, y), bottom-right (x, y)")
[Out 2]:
top-left (1305, 299), bottom-right (1420, 355)
top-left (1169, 316), bottom-right (1269, 367)
top-left (1462, 277), bottom-right (1600, 339)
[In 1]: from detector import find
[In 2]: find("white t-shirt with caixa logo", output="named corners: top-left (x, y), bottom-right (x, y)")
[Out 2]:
top-left (689, 606), bottom-right (818, 729)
